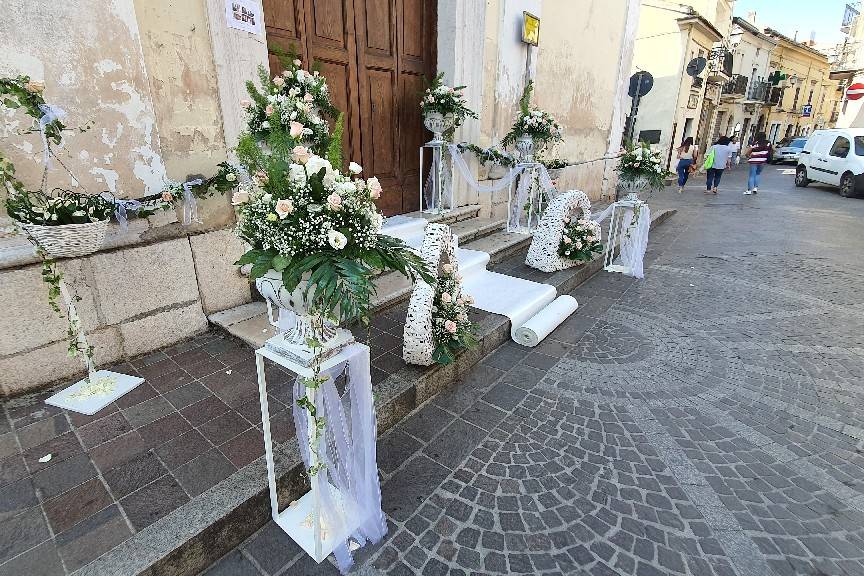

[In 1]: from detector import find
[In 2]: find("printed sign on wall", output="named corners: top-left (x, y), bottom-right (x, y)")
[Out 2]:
top-left (226, 0), bottom-right (262, 34)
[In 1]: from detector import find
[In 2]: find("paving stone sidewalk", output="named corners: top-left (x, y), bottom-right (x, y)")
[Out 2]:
top-left (207, 169), bottom-right (864, 576)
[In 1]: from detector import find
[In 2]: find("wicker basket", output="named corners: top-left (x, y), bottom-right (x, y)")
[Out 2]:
top-left (19, 219), bottom-right (109, 258)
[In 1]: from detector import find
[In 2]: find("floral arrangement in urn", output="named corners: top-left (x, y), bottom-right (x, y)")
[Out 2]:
top-left (558, 217), bottom-right (603, 263)
top-left (233, 62), bottom-right (430, 339)
top-left (432, 263), bottom-right (478, 365)
top-left (502, 81), bottom-right (563, 160)
top-left (617, 141), bottom-right (671, 194)
top-left (420, 73), bottom-right (477, 142)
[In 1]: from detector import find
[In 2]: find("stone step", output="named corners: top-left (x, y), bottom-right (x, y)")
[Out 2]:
top-left (83, 208), bottom-right (675, 576)
top-left (210, 208), bottom-right (527, 350)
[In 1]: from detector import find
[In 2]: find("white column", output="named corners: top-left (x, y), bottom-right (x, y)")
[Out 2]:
top-left (602, 0), bottom-right (642, 200)
top-left (204, 0), bottom-right (269, 154)
top-left (438, 0), bottom-right (487, 208)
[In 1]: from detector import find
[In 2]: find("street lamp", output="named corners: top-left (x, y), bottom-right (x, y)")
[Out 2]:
top-left (789, 75), bottom-right (799, 86)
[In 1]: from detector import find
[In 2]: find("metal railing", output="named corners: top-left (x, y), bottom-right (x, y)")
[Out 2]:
top-left (691, 76), bottom-right (704, 89)
top-left (723, 74), bottom-right (748, 97)
top-left (766, 86), bottom-right (783, 106)
top-left (746, 80), bottom-right (771, 102)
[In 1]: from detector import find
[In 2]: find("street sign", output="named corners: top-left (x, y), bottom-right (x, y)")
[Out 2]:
top-left (628, 72), bottom-right (654, 98)
top-left (847, 82), bottom-right (864, 100)
top-left (802, 104), bottom-right (813, 117)
top-left (522, 12), bottom-right (540, 45)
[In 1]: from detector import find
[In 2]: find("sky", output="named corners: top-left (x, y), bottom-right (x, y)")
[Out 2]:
top-left (733, 0), bottom-right (852, 46)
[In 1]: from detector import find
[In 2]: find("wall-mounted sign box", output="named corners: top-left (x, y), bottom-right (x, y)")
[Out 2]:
top-left (226, 0), bottom-right (262, 35)
top-left (522, 12), bottom-right (540, 46)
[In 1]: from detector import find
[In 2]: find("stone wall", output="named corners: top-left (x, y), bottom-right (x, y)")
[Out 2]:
top-left (0, 228), bottom-right (251, 396)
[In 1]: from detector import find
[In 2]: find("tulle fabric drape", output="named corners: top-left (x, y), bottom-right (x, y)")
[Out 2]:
top-left (292, 343), bottom-right (386, 574)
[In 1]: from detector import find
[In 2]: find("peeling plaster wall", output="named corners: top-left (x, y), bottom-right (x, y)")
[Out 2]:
top-left (478, 0), bottom-right (630, 201)
top-left (133, 0), bottom-right (227, 179)
top-left (535, 0), bottom-right (629, 198)
top-left (0, 0), bottom-right (167, 216)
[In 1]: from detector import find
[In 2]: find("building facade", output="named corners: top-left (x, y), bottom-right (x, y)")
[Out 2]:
top-left (712, 17), bottom-right (778, 145)
top-left (630, 0), bottom-right (734, 167)
top-left (763, 29), bottom-right (840, 143)
top-left (0, 0), bottom-right (639, 394)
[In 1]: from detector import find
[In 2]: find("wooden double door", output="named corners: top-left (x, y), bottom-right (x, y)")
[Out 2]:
top-left (263, 0), bottom-right (437, 215)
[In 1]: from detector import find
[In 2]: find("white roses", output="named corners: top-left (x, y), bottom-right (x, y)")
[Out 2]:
top-left (305, 155), bottom-right (333, 177)
top-left (327, 230), bottom-right (347, 250)
top-left (349, 162), bottom-right (363, 175)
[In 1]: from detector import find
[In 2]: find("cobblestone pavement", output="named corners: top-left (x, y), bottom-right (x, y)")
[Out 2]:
top-left (206, 167), bottom-right (864, 575)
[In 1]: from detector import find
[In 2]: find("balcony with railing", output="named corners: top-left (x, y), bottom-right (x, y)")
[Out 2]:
top-left (766, 86), bottom-right (783, 107)
top-left (707, 46), bottom-right (734, 83)
top-left (722, 74), bottom-right (748, 100)
top-left (691, 76), bottom-right (704, 89)
top-left (745, 80), bottom-right (771, 103)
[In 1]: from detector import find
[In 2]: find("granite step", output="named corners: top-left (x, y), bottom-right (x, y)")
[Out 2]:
top-left (73, 208), bottom-right (675, 576)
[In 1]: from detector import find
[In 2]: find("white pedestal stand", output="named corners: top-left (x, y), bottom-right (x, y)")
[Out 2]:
top-left (420, 139), bottom-right (454, 214)
top-left (603, 195), bottom-right (640, 275)
top-left (506, 162), bottom-right (547, 234)
top-left (255, 341), bottom-right (369, 564)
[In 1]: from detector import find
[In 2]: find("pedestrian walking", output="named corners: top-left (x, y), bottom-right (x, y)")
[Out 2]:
top-left (744, 132), bottom-right (771, 195)
top-left (728, 136), bottom-right (740, 169)
top-left (703, 136), bottom-right (733, 195)
top-left (675, 137), bottom-right (698, 193)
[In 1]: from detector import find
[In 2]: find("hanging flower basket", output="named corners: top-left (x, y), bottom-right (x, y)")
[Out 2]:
top-left (18, 219), bottom-right (109, 258)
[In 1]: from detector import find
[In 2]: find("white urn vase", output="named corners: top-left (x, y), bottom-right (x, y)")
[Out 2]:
top-left (423, 111), bottom-right (455, 143)
top-left (255, 270), bottom-right (354, 366)
top-left (618, 176), bottom-right (649, 201)
top-left (515, 135), bottom-right (535, 162)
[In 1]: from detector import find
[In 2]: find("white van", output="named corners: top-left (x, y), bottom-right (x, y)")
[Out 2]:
top-left (795, 128), bottom-right (864, 197)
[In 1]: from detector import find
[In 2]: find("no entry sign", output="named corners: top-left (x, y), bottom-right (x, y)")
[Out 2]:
top-left (847, 82), bottom-right (864, 100)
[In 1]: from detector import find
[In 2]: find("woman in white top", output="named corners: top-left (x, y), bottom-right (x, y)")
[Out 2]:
top-left (675, 137), bottom-right (698, 193)
top-left (704, 136), bottom-right (733, 195)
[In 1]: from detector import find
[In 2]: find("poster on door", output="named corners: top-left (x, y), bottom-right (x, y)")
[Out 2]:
top-left (226, 0), bottom-right (262, 35)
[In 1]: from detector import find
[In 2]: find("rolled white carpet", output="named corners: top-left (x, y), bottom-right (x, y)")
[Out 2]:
top-left (513, 295), bottom-right (579, 347)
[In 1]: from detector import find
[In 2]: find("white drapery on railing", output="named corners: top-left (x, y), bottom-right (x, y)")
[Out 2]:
top-left (291, 344), bottom-right (386, 574)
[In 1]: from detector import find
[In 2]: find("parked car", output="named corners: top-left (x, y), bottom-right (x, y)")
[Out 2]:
top-left (795, 128), bottom-right (864, 197)
top-left (772, 137), bottom-right (807, 164)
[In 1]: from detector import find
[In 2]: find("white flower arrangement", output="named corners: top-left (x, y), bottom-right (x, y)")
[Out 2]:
top-left (617, 141), bottom-right (671, 191)
top-left (240, 60), bottom-right (338, 158)
top-left (502, 81), bottom-right (563, 151)
top-left (233, 62), bottom-right (430, 324)
top-left (420, 72), bottom-right (477, 129)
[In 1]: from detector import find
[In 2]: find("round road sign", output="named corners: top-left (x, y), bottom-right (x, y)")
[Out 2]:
top-left (847, 83), bottom-right (864, 100)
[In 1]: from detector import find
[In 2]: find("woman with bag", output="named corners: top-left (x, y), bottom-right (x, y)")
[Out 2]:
top-left (675, 137), bottom-right (698, 193)
top-left (704, 136), bottom-right (733, 194)
top-left (744, 133), bottom-right (771, 195)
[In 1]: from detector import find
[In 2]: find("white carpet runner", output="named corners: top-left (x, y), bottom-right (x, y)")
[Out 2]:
top-left (382, 216), bottom-right (578, 347)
